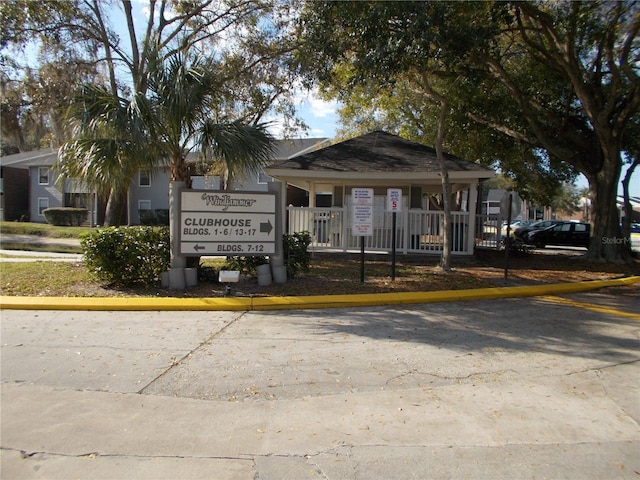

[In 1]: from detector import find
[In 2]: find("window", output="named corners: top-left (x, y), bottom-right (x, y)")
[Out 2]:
top-left (38, 197), bottom-right (49, 216)
top-left (38, 167), bottom-right (50, 185)
top-left (410, 186), bottom-right (422, 209)
top-left (575, 223), bottom-right (587, 232)
top-left (138, 200), bottom-right (151, 210)
top-left (561, 223), bottom-right (571, 231)
top-left (139, 171), bottom-right (151, 187)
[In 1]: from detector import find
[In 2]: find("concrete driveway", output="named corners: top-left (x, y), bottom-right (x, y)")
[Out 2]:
top-left (1, 291), bottom-right (639, 479)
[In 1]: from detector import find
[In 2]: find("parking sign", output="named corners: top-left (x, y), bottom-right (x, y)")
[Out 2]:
top-left (387, 188), bottom-right (402, 212)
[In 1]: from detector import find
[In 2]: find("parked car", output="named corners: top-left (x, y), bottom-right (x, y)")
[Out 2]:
top-left (524, 221), bottom-right (591, 248)
top-left (501, 220), bottom-right (532, 238)
top-left (514, 220), bottom-right (563, 240)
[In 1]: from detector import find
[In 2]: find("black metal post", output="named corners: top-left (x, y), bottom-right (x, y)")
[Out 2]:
top-left (360, 236), bottom-right (365, 283)
top-left (504, 192), bottom-right (513, 284)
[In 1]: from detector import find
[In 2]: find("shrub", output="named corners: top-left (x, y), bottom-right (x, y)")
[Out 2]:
top-left (155, 209), bottom-right (169, 226)
top-left (43, 207), bottom-right (88, 226)
top-left (501, 236), bottom-right (534, 255)
top-left (81, 226), bottom-right (170, 287)
top-left (138, 209), bottom-right (157, 225)
top-left (223, 255), bottom-right (268, 276)
top-left (198, 264), bottom-right (219, 283)
top-left (222, 232), bottom-right (311, 279)
top-left (283, 231), bottom-right (311, 278)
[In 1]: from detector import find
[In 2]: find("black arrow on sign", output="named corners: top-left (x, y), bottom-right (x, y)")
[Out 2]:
top-left (260, 220), bottom-right (273, 234)
top-left (193, 244), bottom-right (205, 252)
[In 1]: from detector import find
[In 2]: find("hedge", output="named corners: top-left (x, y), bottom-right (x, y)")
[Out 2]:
top-left (43, 207), bottom-right (88, 226)
top-left (81, 226), bottom-right (170, 287)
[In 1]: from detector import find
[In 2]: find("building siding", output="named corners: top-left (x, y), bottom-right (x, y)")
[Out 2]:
top-left (29, 166), bottom-right (63, 222)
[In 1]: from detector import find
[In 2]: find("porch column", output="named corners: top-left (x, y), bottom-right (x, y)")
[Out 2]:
top-left (308, 182), bottom-right (316, 208)
top-left (402, 204), bottom-right (409, 254)
top-left (467, 182), bottom-right (478, 254)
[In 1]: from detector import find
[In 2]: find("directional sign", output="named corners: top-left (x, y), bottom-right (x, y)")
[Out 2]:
top-left (180, 191), bottom-right (276, 256)
top-left (352, 188), bottom-right (373, 237)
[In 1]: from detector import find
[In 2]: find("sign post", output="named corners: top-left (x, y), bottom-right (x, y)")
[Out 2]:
top-left (352, 188), bottom-right (374, 283)
top-left (503, 192), bottom-right (513, 284)
top-left (387, 188), bottom-right (402, 281)
top-left (180, 191), bottom-right (277, 256)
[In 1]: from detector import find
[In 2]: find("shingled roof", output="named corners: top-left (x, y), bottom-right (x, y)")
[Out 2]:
top-left (271, 131), bottom-right (493, 174)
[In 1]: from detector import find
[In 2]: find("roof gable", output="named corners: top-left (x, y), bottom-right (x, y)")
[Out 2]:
top-left (0, 149), bottom-right (58, 168)
top-left (273, 138), bottom-right (330, 160)
top-left (271, 131), bottom-right (493, 174)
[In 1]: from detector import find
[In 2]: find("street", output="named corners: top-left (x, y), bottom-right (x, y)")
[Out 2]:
top-left (1, 290), bottom-right (639, 479)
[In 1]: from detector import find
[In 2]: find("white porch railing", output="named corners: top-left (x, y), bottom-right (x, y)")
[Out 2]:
top-left (287, 207), bottom-right (481, 254)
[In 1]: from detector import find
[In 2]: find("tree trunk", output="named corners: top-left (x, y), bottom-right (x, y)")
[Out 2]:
top-left (435, 100), bottom-right (452, 271)
top-left (103, 189), bottom-right (125, 227)
top-left (585, 148), bottom-right (630, 263)
top-left (170, 157), bottom-right (192, 187)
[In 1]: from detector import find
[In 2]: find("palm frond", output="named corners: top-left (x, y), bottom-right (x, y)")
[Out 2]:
top-left (59, 85), bottom-right (163, 194)
top-left (199, 120), bottom-right (275, 185)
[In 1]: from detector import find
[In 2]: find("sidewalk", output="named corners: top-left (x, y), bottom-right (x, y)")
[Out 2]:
top-left (2, 298), bottom-right (639, 479)
top-left (2, 234), bottom-right (639, 478)
top-left (0, 233), bottom-right (81, 248)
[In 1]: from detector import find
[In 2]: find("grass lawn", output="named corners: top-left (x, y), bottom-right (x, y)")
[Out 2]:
top-left (1, 250), bottom-right (639, 298)
top-left (1, 222), bottom-right (639, 298)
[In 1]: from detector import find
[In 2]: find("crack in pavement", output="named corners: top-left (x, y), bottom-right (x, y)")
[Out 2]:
top-left (2, 446), bottom-right (256, 462)
top-left (136, 312), bottom-right (248, 394)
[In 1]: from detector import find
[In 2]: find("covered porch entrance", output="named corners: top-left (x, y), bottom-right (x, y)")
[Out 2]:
top-left (266, 131), bottom-right (495, 255)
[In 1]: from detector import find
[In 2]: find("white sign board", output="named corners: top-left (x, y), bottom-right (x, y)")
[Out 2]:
top-left (352, 188), bottom-right (374, 236)
top-left (180, 191), bottom-right (276, 255)
top-left (387, 188), bottom-right (402, 212)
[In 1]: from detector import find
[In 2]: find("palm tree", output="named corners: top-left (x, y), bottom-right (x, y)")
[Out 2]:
top-left (146, 51), bottom-right (275, 186)
top-left (58, 85), bottom-right (162, 226)
top-left (146, 51), bottom-right (275, 270)
top-left (59, 50), bottom-right (275, 268)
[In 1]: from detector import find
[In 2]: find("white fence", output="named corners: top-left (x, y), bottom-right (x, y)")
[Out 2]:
top-left (475, 214), bottom-right (503, 249)
top-left (287, 207), bottom-right (487, 254)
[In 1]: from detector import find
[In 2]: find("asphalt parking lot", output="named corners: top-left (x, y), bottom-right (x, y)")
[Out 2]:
top-left (1, 289), bottom-right (639, 479)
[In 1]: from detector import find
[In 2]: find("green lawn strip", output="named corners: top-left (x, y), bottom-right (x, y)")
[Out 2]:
top-left (1, 262), bottom-right (91, 296)
top-left (0, 221), bottom-right (92, 239)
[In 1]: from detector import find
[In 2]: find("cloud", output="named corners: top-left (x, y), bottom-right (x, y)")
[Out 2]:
top-left (307, 95), bottom-right (338, 118)
top-left (297, 88), bottom-right (338, 118)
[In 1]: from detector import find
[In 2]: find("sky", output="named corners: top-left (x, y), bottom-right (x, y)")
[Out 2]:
top-left (274, 92), bottom-right (340, 140)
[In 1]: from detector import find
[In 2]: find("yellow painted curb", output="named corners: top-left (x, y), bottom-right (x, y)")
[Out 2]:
top-left (1, 276), bottom-right (638, 312)
top-left (0, 296), bottom-right (252, 311)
